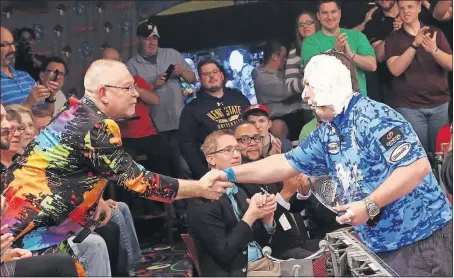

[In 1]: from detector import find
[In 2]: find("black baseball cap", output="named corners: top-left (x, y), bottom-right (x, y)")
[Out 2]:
top-left (136, 18), bottom-right (160, 38)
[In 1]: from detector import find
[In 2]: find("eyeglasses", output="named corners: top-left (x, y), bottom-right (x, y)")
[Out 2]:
top-left (45, 69), bottom-right (67, 78)
top-left (298, 21), bottom-right (314, 28)
top-left (208, 145), bottom-right (242, 155)
top-left (11, 126), bottom-right (26, 134)
top-left (104, 83), bottom-right (137, 94)
top-left (0, 42), bottom-right (14, 48)
top-left (236, 135), bottom-right (264, 145)
top-left (201, 69), bottom-right (220, 77)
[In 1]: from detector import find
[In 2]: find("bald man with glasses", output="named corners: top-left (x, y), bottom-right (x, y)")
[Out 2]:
top-left (0, 59), bottom-right (232, 256)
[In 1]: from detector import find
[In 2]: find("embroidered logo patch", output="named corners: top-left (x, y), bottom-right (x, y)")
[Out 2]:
top-left (380, 127), bottom-right (404, 150)
top-left (390, 142), bottom-right (411, 162)
top-left (328, 142), bottom-right (339, 154)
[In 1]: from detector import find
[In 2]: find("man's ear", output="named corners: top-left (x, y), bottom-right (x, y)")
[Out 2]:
top-left (206, 155), bottom-right (216, 168)
top-left (98, 87), bottom-right (108, 104)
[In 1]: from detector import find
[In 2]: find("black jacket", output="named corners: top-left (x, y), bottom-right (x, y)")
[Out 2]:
top-left (178, 87), bottom-right (250, 179)
top-left (238, 177), bottom-right (342, 258)
top-left (186, 188), bottom-right (272, 277)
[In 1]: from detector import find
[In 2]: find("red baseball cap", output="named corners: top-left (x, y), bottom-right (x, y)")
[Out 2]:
top-left (242, 104), bottom-right (270, 120)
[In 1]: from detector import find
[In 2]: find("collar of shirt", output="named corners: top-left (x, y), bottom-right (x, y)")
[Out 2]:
top-left (0, 66), bottom-right (18, 79)
top-left (226, 183), bottom-right (239, 197)
top-left (332, 92), bottom-right (363, 127)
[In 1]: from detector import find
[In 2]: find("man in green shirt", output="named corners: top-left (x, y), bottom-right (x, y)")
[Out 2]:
top-left (298, 113), bottom-right (319, 143)
top-left (302, 0), bottom-right (377, 95)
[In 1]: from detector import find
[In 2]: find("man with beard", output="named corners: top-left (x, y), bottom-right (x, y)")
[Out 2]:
top-left (0, 104), bottom-right (12, 175)
top-left (234, 123), bottom-right (341, 259)
top-left (201, 50), bottom-right (452, 276)
top-left (179, 59), bottom-right (250, 179)
top-left (0, 27), bottom-right (58, 114)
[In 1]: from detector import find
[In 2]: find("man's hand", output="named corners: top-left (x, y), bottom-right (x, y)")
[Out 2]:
top-left (246, 193), bottom-right (276, 220)
top-left (334, 33), bottom-right (348, 52)
top-left (94, 198), bottom-right (112, 227)
top-left (334, 201), bottom-right (369, 226)
top-left (365, 6), bottom-right (378, 23)
top-left (200, 169), bottom-right (229, 186)
top-left (421, 31), bottom-right (438, 54)
top-left (199, 170), bottom-right (233, 200)
top-left (173, 64), bottom-right (184, 76)
top-left (260, 194), bottom-right (277, 224)
top-left (106, 199), bottom-right (118, 210)
top-left (393, 17), bottom-right (403, 31)
top-left (281, 174), bottom-right (313, 200)
top-left (46, 80), bottom-right (60, 95)
top-left (1, 195), bottom-right (8, 218)
top-left (1, 224), bottom-right (14, 255)
top-left (24, 85), bottom-right (52, 107)
top-left (152, 72), bottom-right (167, 88)
top-left (2, 248), bottom-right (32, 262)
top-left (269, 137), bottom-right (282, 156)
top-left (413, 26), bottom-right (430, 47)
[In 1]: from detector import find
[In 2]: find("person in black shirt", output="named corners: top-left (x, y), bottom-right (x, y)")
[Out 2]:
top-left (179, 59), bottom-right (250, 179)
top-left (14, 28), bottom-right (46, 81)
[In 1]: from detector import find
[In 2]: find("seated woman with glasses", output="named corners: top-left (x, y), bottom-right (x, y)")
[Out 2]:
top-left (0, 108), bottom-right (26, 174)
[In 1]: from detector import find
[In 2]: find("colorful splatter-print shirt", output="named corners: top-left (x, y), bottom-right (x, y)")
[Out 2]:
top-left (285, 94), bottom-right (452, 253)
top-left (1, 97), bottom-right (179, 251)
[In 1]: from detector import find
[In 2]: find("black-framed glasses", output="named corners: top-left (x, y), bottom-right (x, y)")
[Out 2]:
top-left (201, 69), bottom-right (220, 77)
top-left (236, 135), bottom-right (264, 145)
top-left (208, 145), bottom-right (242, 155)
top-left (104, 83), bottom-right (137, 94)
top-left (298, 21), bottom-right (314, 28)
top-left (45, 69), bottom-right (67, 78)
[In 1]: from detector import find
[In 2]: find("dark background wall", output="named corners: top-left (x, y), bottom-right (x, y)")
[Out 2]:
top-left (151, 1), bottom-right (374, 52)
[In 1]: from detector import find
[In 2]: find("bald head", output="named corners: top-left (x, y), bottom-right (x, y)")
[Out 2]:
top-left (0, 26), bottom-right (13, 39)
top-left (102, 48), bottom-right (121, 61)
top-left (234, 123), bottom-right (259, 137)
top-left (84, 59), bottom-right (132, 96)
top-left (1, 26), bottom-right (16, 68)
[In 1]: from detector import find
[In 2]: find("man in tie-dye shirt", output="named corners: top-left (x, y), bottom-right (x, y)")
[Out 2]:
top-left (0, 59), bottom-right (231, 253)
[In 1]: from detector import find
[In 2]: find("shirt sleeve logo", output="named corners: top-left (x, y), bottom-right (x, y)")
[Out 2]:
top-left (390, 142), bottom-right (411, 162)
top-left (380, 127), bottom-right (404, 150)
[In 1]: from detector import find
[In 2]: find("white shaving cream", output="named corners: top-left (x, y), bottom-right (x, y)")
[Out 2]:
top-left (302, 55), bottom-right (354, 116)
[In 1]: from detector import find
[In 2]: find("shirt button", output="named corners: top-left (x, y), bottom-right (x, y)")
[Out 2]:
top-left (242, 268), bottom-right (247, 272)
top-left (243, 250), bottom-right (247, 255)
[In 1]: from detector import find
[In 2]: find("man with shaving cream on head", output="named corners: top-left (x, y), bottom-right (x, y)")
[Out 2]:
top-left (201, 49), bottom-right (453, 277)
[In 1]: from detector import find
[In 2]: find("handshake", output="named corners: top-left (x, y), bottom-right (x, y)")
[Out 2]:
top-left (244, 192), bottom-right (277, 225)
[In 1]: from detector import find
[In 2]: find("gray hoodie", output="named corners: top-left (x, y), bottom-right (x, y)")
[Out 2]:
top-left (252, 65), bottom-right (303, 118)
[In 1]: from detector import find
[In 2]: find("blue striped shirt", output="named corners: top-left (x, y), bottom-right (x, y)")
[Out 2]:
top-left (1, 67), bottom-right (36, 106)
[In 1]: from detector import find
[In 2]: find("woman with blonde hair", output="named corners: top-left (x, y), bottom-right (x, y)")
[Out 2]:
top-left (5, 105), bottom-right (35, 153)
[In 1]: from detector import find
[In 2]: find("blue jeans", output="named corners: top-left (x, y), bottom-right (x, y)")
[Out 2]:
top-left (110, 202), bottom-right (142, 271)
top-left (395, 102), bottom-right (449, 153)
top-left (68, 234), bottom-right (111, 277)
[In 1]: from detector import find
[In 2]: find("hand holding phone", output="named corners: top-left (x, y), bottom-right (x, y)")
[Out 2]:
top-left (45, 70), bottom-right (59, 103)
top-left (165, 64), bottom-right (175, 82)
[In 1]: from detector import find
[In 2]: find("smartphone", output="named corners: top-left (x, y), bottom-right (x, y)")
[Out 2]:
top-left (165, 64), bottom-right (175, 82)
top-left (45, 70), bottom-right (60, 103)
top-left (50, 70), bottom-right (60, 82)
top-left (72, 214), bottom-right (105, 244)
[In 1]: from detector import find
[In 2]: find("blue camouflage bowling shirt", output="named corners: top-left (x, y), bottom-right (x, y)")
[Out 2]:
top-left (285, 94), bottom-right (452, 252)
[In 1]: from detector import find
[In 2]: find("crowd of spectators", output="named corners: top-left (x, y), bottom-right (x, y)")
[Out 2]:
top-left (0, 0), bottom-right (452, 277)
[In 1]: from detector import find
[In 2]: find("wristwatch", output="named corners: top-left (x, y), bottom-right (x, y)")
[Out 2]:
top-left (363, 197), bottom-right (380, 219)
